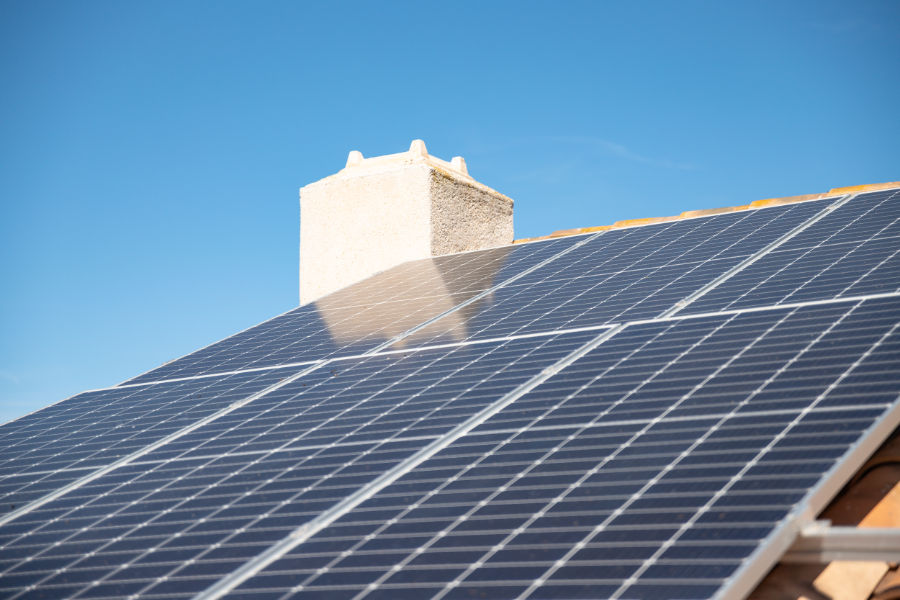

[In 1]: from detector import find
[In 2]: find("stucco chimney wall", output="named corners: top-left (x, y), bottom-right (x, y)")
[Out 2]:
top-left (299, 140), bottom-right (513, 305)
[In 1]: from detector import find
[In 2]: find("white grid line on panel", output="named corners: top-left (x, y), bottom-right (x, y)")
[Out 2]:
top-left (118, 338), bottom-right (530, 592)
top-left (571, 201), bottom-right (815, 316)
top-left (634, 290), bottom-right (900, 326)
top-left (606, 300), bottom-right (871, 598)
top-left (0, 330), bottom-right (614, 533)
top-left (355, 324), bottom-right (615, 356)
top-left (836, 244), bottom-right (900, 298)
top-left (0, 362), bottom-right (323, 529)
top-left (471, 402), bottom-right (893, 440)
top-left (662, 194), bottom-right (853, 319)
top-left (126, 433), bottom-right (442, 468)
top-left (193, 325), bottom-right (629, 600)
top-left (711, 320), bottom-right (900, 600)
top-left (110, 360), bottom-right (320, 390)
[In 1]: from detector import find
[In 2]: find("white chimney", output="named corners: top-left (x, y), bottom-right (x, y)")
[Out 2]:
top-left (299, 140), bottom-right (514, 304)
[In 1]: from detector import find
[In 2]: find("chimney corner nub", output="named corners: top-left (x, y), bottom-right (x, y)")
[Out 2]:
top-left (345, 150), bottom-right (364, 168)
top-left (409, 139), bottom-right (428, 157)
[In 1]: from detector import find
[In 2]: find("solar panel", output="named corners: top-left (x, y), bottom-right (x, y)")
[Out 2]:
top-left (1, 187), bottom-right (899, 600)
top-left (125, 235), bottom-right (586, 385)
top-left (0, 367), bottom-right (301, 517)
top-left (683, 188), bottom-right (900, 315)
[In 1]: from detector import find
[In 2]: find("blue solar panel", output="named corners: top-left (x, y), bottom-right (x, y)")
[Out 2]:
top-left (125, 236), bottom-right (586, 385)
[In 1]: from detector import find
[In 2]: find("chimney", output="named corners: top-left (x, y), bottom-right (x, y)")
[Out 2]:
top-left (299, 140), bottom-right (514, 304)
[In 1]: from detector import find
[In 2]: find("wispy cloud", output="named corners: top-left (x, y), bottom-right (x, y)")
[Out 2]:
top-left (469, 135), bottom-right (697, 172)
top-left (807, 18), bottom-right (882, 34)
top-left (507, 161), bottom-right (580, 185)
top-left (544, 136), bottom-right (697, 171)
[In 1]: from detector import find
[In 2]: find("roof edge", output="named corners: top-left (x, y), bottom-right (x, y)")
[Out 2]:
top-left (514, 181), bottom-right (900, 244)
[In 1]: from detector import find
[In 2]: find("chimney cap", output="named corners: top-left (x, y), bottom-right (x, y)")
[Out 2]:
top-left (330, 139), bottom-right (474, 180)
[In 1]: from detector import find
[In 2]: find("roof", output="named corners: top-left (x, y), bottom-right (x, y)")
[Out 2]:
top-left (0, 181), bottom-right (898, 600)
top-left (303, 139), bottom-right (513, 205)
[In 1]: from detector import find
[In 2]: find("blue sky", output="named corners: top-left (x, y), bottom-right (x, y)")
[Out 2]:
top-left (1, 0), bottom-right (898, 423)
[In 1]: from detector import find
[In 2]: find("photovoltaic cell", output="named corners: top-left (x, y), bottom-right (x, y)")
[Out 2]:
top-left (0, 366), bottom-right (300, 516)
top-left (0, 330), bottom-right (597, 600)
top-left (124, 236), bottom-right (585, 385)
top-left (228, 297), bottom-right (900, 600)
top-left (683, 189), bottom-right (900, 315)
top-left (398, 198), bottom-right (828, 347)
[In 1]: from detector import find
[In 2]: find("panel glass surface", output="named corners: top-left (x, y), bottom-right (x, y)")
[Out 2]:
top-left (230, 297), bottom-right (900, 600)
top-left (398, 199), bottom-right (828, 348)
top-left (125, 236), bottom-right (584, 385)
top-left (0, 330), bottom-right (598, 600)
top-left (0, 367), bottom-right (300, 516)
top-left (684, 188), bottom-right (900, 315)
top-left (5, 185), bottom-right (900, 600)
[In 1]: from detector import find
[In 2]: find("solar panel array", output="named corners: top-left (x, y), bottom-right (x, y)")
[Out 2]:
top-left (2, 187), bottom-right (899, 600)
